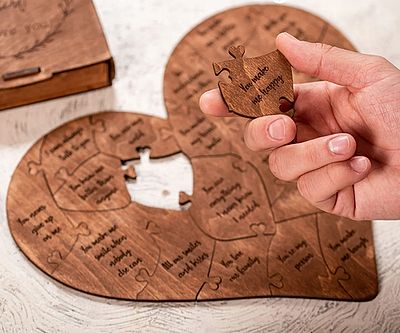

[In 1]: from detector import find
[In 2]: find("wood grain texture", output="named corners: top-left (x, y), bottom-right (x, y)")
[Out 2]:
top-left (0, 0), bottom-right (114, 110)
top-left (214, 47), bottom-right (294, 118)
top-left (1, 0), bottom-right (400, 332)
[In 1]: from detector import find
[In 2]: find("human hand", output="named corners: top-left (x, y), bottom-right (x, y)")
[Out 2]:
top-left (199, 33), bottom-right (400, 220)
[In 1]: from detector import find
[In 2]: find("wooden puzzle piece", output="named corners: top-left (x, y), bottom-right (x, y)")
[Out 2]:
top-left (92, 112), bottom-right (181, 161)
top-left (163, 42), bottom-right (215, 112)
top-left (257, 153), bottom-right (320, 221)
top-left (167, 103), bottom-right (235, 158)
top-left (268, 214), bottom-right (351, 299)
top-left (53, 154), bottom-right (133, 211)
top-left (50, 206), bottom-right (162, 299)
top-left (316, 213), bottom-right (378, 300)
top-left (7, 161), bottom-right (92, 274)
top-left (181, 154), bottom-right (275, 241)
top-left (228, 147), bottom-right (320, 222)
top-left (196, 235), bottom-right (273, 300)
top-left (213, 46), bottom-right (294, 118)
top-left (27, 116), bottom-right (105, 194)
top-left (133, 208), bottom-right (215, 301)
top-left (47, 221), bottom-right (90, 271)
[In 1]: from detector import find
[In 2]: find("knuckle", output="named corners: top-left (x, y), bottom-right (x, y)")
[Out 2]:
top-left (373, 55), bottom-right (389, 66)
top-left (359, 55), bottom-right (391, 84)
top-left (304, 145), bottom-right (320, 166)
top-left (314, 42), bottom-right (329, 53)
top-left (296, 176), bottom-right (315, 202)
top-left (313, 43), bottom-right (335, 78)
top-left (268, 150), bottom-right (286, 179)
top-left (243, 121), bottom-right (256, 151)
top-left (245, 120), bottom-right (264, 151)
top-left (324, 163), bottom-right (338, 187)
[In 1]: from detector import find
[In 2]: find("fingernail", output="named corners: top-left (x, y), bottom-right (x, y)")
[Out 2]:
top-left (199, 89), bottom-right (213, 103)
top-left (282, 32), bottom-right (297, 41)
top-left (268, 118), bottom-right (285, 140)
top-left (350, 156), bottom-right (369, 173)
top-left (199, 90), bottom-right (213, 112)
top-left (328, 135), bottom-right (350, 155)
top-left (201, 89), bottom-right (214, 98)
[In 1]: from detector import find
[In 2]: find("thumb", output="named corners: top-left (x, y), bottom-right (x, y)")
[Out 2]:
top-left (276, 32), bottom-right (386, 89)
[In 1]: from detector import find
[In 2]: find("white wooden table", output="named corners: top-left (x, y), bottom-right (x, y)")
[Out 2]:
top-left (1, 1), bottom-right (400, 332)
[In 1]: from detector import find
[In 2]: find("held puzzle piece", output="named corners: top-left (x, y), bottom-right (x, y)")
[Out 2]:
top-left (213, 46), bottom-right (294, 118)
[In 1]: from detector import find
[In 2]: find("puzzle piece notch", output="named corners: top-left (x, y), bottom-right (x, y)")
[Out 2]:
top-left (148, 126), bottom-right (181, 158)
top-left (159, 127), bottom-right (175, 142)
top-left (135, 268), bottom-right (151, 284)
top-left (122, 165), bottom-right (137, 180)
top-left (46, 222), bottom-right (90, 267)
top-left (319, 266), bottom-right (351, 293)
top-left (145, 220), bottom-right (160, 236)
top-left (179, 191), bottom-right (192, 206)
top-left (55, 167), bottom-right (70, 182)
top-left (268, 273), bottom-right (283, 290)
top-left (47, 250), bottom-right (62, 266)
top-left (213, 46), bottom-right (245, 77)
top-left (53, 154), bottom-right (134, 211)
top-left (228, 45), bottom-right (246, 60)
top-left (195, 275), bottom-right (223, 300)
top-left (76, 221), bottom-right (91, 237)
top-left (27, 160), bottom-right (42, 176)
top-left (89, 117), bottom-right (106, 133)
top-left (333, 266), bottom-right (351, 282)
top-left (232, 159), bottom-right (247, 173)
top-left (250, 223), bottom-right (275, 236)
top-left (205, 275), bottom-right (222, 291)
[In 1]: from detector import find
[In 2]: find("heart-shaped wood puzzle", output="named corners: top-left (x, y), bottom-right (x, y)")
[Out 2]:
top-left (7, 4), bottom-right (378, 301)
top-left (7, 110), bottom-right (378, 301)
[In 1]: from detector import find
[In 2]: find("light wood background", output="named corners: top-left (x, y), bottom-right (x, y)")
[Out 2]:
top-left (1, 0), bottom-right (399, 332)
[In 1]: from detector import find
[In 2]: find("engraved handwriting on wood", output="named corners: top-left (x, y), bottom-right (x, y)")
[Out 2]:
top-left (213, 46), bottom-right (294, 118)
top-left (7, 5), bottom-right (377, 302)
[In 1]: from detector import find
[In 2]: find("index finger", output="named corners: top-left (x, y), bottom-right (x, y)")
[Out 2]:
top-left (276, 32), bottom-right (386, 89)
